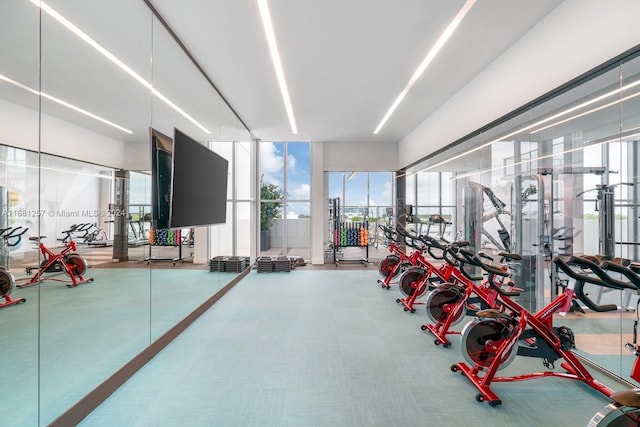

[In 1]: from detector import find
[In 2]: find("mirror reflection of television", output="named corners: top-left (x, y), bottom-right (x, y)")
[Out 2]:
top-left (150, 128), bottom-right (173, 230)
top-left (169, 128), bottom-right (228, 228)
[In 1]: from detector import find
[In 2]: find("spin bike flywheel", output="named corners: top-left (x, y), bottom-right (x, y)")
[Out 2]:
top-left (398, 266), bottom-right (429, 299)
top-left (588, 401), bottom-right (640, 427)
top-left (378, 254), bottom-right (402, 278)
top-left (0, 268), bottom-right (16, 296)
top-left (64, 253), bottom-right (88, 277)
top-left (425, 283), bottom-right (467, 326)
top-left (460, 317), bottom-right (518, 370)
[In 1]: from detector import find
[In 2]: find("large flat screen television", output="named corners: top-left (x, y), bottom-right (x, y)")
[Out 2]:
top-left (169, 128), bottom-right (228, 228)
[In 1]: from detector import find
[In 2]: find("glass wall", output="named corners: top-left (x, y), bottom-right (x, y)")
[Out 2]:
top-left (407, 171), bottom-right (455, 240)
top-left (409, 50), bottom-right (640, 383)
top-left (0, 1), bottom-right (252, 425)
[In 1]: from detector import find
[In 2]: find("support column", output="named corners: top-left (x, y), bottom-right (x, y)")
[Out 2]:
top-left (112, 170), bottom-right (129, 262)
top-left (310, 141), bottom-right (325, 264)
top-left (395, 169), bottom-right (407, 251)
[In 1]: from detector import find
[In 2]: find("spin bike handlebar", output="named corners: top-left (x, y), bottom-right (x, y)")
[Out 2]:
top-left (459, 249), bottom-right (523, 297)
top-left (396, 227), bottom-right (426, 251)
top-left (378, 225), bottom-right (396, 242)
top-left (554, 256), bottom-right (638, 312)
top-left (2, 226), bottom-right (28, 247)
top-left (415, 235), bottom-right (447, 260)
top-left (598, 259), bottom-right (640, 289)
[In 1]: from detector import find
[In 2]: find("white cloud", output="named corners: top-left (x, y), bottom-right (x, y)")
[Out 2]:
top-left (286, 154), bottom-right (296, 171)
top-left (260, 143), bottom-right (284, 175)
top-left (259, 143), bottom-right (284, 187)
top-left (289, 183), bottom-right (310, 199)
top-left (383, 181), bottom-right (392, 197)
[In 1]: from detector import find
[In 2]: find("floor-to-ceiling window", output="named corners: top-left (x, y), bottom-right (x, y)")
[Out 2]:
top-left (326, 171), bottom-right (394, 259)
top-left (210, 140), bottom-right (254, 259)
top-left (259, 141), bottom-right (310, 259)
top-left (407, 171), bottom-right (455, 241)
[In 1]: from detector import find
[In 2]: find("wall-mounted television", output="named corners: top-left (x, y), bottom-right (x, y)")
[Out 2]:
top-left (169, 128), bottom-right (228, 228)
top-left (150, 127), bottom-right (228, 229)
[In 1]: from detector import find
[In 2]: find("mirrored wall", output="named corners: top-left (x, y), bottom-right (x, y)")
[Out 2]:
top-left (0, 1), bottom-right (251, 425)
top-left (407, 49), bottom-right (640, 383)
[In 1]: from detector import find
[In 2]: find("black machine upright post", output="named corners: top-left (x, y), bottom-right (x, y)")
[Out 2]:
top-left (598, 184), bottom-right (615, 260)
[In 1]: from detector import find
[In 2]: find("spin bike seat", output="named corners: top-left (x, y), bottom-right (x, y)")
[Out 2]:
top-left (610, 257), bottom-right (631, 267)
top-left (631, 263), bottom-right (640, 274)
top-left (583, 254), bottom-right (610, 263)
top-left (611, 389), bottom-right (640, 408)
top-left (29, 236), bottom-right (45, 241)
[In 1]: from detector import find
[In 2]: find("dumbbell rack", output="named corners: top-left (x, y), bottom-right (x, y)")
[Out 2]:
top-left (330, 198), bottom-right (369, 266)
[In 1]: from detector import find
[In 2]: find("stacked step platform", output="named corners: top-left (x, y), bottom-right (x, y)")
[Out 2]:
top-left (209, 256), bottom-right (250, 273)
top-left (256, 256), bottom-right (301, 273)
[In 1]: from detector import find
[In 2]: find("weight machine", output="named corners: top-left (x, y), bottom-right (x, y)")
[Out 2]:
top-left (513, 172), bottom-right (551, 311)
top-left (577, 181), bottom-right (637, 309)
top-left (462, 182), bottom-right (512, 253)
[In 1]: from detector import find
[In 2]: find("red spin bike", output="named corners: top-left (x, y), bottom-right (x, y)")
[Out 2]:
top-left (376, 225), bottom-right (422, 289)
top-left (450, 255), bottom-right (627, 406)
top-left (393, 230), bottom-right (462, 313)
top-left (420, 246), bottom-right (522, 348)
top-left (18, 235), bottom-right (93, 288)
top-left (377, 215), bottom-right (452, 290)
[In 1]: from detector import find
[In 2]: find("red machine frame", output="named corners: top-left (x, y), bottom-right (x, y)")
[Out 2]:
top-left (450, 255), bottom-right (622, 406)
top-left (18, 236), bottom-right (93, 288)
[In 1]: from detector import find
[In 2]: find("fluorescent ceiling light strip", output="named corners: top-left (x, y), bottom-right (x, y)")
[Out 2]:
top-left (0, 158), bottom-right (113, 179)
top-left (416, 82), bottom-right (640, 174)
top-left (31, 0), bottom-right (210, 134)
top-left (374, 0), bottom-right (476, 134)
top-left (531, 89), bottom-right (640, 134)
top-left (451, 131), bottom-right (640, 181)
top-left (0, 74), bottom-right (133, 133)
top-left (528, 82), bottom-right (635, 132)
top-left (257, 0), bottom-right (298, 134)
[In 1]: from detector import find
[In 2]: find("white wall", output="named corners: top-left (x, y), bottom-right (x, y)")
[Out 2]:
top-left (122, 140), bottom-right (150, 171)
top-left (0, 98), bottom-right (125, 168)
top-left (399, 0), bottom-right (640, 168)
top-left (324, 141), bottom-right (398, 172)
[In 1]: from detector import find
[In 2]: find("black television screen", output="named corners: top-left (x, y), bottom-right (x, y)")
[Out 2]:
top-left (169, 128), bottom-right (228, 228)
top-left (150, 128), bottom-right (173, 230)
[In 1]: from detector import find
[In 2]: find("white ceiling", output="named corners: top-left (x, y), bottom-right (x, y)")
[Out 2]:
top-left (150, 0), bottom-right (564, 145)
top-left (0, 0), bottom-right (566, 163)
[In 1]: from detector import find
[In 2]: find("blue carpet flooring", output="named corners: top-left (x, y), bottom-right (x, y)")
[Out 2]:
top-left (79, 269), bottom-right (622, 427)
top-left (2, 268), bottom-right (237, 426)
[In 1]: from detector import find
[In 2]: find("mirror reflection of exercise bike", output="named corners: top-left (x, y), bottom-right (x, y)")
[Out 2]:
top-left (18, 234), bottom-right (93, 288)
top-left (0, 226), bottom-right (28, 308)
